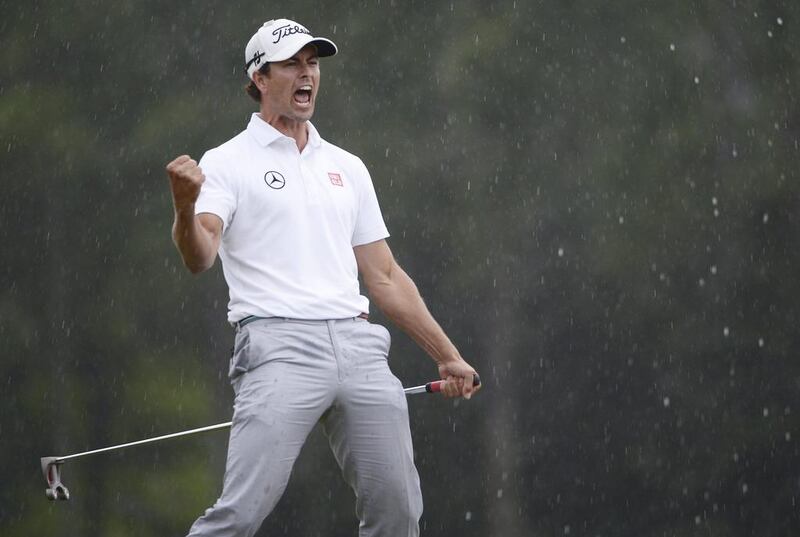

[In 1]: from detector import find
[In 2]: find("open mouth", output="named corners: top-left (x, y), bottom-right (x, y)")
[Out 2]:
top-left (294, 85), bottom-right (312, 105)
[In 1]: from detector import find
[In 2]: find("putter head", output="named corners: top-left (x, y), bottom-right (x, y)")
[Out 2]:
top-left (41, 457), bottom-right (70, 501)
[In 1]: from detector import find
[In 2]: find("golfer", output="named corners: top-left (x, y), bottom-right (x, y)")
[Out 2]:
top-left (166, 18), bottom-right (480, 537)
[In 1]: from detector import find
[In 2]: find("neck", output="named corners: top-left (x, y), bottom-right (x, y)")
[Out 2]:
top-left (258, 110), bottom-right (309, 152)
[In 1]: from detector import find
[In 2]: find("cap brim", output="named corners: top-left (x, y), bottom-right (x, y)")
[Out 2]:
top-left (269, 36), bottom-right (338, 62)
top-left (310, 38), bottom-right (337, 58)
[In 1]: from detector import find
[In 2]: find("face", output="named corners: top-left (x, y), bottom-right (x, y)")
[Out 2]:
top-left (256, 45), bottom-right (320, 123)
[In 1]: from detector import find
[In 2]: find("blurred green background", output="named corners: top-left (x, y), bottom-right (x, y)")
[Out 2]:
top-left (3, 1), bottom-right (799, 535)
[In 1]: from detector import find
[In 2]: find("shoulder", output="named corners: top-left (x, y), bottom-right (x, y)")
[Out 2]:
top-left (199, 131), bottom-right (250, 173)
top-left (202, 131), bottom-right (250, 162)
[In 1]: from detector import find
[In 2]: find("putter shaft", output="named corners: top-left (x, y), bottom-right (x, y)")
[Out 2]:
top-left (55, 421), bottom-right (233, 463)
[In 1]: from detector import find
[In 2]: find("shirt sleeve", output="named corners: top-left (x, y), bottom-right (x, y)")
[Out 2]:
top-left (195, 149), bottom-right (236, 233)
top-left (351, 158), bottom-right (390, 246)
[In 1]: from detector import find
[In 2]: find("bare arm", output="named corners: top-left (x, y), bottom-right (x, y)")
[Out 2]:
top-left (354, 239), bottom-right (480, 399)
top-left (166, 155), bottom-right (222, 273)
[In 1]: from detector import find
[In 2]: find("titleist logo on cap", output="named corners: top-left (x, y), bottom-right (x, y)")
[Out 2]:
top-left (272, 24), bottom-right (310, 44)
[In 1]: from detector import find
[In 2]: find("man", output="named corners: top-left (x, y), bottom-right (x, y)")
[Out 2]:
top-left (165, 19), bottom-right (480, 537)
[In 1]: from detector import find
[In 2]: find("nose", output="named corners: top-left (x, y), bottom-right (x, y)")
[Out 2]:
top-left (300, 59), bottom-right (317, 76)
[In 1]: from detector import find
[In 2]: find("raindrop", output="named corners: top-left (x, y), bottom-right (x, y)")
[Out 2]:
top-left (742, 483), bottom-right (748, 495)
top-left (767, 30), bottom-right (773, 38)
top-left (762, 213), bottom-right (769, 223)
top-left (496, 489), bottom-right (503, 498)
top-left (693, 76), bottom-right (700, 84)
top-left (465, 511), bottom-right (472, 521)
top-left (763, 408), bottom-right (769, 417)
top-left (669, 43), bottom-right (676, 51)
top-left (618, 216), bottom-right (624, 224)
top-left (557, 247), bottom-right (564, 257)
top-left (710, 265), bottom-right (717, 275)
top-left (777, 17), bottom-right (784, 25)
top-left (723, 327), bottom-right (730, 337)
top-left (663, 396), bottom-right (671, 408)
top-left (620, 36), bottom-right (626, 44)
top-left (758, 337), bottom-right (764, 347)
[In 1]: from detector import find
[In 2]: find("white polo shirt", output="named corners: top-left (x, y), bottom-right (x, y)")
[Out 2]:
top-left (195, 114), bottom-right (389, 323)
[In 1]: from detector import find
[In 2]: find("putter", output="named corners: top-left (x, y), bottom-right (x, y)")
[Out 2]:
top-left (41, 375), bottom-right (480, 501)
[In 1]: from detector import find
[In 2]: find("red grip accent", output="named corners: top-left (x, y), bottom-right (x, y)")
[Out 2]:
top-left (427, 380), bottom-right (445, 393)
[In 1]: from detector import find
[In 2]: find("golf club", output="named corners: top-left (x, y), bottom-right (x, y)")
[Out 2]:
top-left (41, 375), bottom-right (480, 501)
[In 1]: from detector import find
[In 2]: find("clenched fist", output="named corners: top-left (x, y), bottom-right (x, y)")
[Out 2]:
top-left (166, 155), bottom-right (205, 212)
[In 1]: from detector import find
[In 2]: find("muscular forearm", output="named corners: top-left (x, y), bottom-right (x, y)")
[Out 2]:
top-left (356, 240), bottom-right (479, 398)
top-left (369, 264), bottom-right (461, 365)
top-left (166, 155), bottom-right (221, 273)
top-left (172, 208), bottom-right (217, 273)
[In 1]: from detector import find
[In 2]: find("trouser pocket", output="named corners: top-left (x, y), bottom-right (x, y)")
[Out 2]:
top-left (228, 328), bottom-right (251, 381)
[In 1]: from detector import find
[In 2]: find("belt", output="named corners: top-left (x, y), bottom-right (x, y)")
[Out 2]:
top-left (236, 312), bottom-right (368, 329)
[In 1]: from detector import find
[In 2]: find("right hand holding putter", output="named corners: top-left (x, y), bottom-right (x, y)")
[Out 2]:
top-left (166, 155), bottom-right (205, 212)
top-left (438, 359), bottom-right (481, 400)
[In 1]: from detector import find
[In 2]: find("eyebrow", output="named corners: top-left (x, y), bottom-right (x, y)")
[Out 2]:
top-left (284, 53), bottom-right (319, 63)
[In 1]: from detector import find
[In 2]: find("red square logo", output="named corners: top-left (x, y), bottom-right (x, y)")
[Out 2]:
top-left (328, 172), bottom-right (343, 186)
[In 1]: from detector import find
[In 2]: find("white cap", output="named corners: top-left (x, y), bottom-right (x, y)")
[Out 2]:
top-left (245, 19), bottom-right (337, 79)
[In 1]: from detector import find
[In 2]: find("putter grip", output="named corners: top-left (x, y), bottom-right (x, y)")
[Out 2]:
top-left (425, 373), bottom-right (481, 393)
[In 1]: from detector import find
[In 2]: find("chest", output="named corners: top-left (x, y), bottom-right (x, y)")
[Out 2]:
top-left (235, 149), bottom-right (358, 230)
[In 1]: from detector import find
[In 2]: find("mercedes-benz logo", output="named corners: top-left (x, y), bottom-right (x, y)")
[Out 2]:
top-left (264, 171), bottom-right (286, 190)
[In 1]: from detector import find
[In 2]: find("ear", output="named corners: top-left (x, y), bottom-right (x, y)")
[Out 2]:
top-left (252, 70), bottom-right (270, 95)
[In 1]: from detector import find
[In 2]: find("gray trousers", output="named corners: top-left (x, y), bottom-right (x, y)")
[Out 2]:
top-left (186, 318), bottom-right (422, 537)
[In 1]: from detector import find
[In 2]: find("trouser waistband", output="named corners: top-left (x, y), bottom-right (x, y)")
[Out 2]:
top-left (235, 313), bottom-right (369, 329)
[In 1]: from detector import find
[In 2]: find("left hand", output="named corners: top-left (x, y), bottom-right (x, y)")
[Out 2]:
top-left (438, 359), bottom-right (481, 399)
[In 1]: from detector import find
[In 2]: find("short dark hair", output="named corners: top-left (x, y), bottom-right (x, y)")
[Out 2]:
top-left (245, 63), bottom-right (270, 102)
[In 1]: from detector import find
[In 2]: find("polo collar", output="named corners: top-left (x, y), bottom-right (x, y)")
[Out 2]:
top-left (247, 113), bottom-right (323, 150)
top-left (306, 122), bottom-right (322, 149)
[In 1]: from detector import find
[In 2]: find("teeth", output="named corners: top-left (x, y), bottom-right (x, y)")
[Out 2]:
top-left (299, 85), bottom-right (312, 91)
